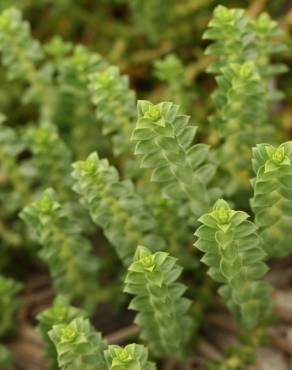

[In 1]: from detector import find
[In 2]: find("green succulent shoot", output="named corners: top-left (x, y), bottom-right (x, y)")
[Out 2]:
top-left (196, 199), bottom-right (272, 329)
top-left (133, 100), bottom-right (217, 216)
top-left (251, 141), bottom-right (292, 257)
top-left (21, 188), bottom-right (100, 313)
top-left (49, 317), bottom-right (107, 370)
top-left (124, 246), bottom-right (193, 360)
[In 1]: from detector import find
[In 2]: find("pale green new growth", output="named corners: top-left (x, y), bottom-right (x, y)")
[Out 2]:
top-left (20, 188), bottom-right (99, 313)
top-left (49, 317), bottom-right (107, 370)
top-left (72, 152), bottom-right (166, 265)
top-left (49, 318), bottom-right (156, 370)
top-left (104, 344), bottom-right (156, 370)
top-left (251, 142), bottom-right (292, 257)
top-left (195, 199), bottom-right (272, 329)
top-left (124, 246), bottom-right (193, 360)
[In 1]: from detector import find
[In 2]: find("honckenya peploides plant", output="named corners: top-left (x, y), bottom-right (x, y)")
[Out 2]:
top-left (0, 2), bottom-right (291, 370)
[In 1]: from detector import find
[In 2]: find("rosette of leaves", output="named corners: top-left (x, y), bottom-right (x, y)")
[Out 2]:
top-left (0, 275), bottom-right (22, 337)
top-left (37, 295), bottom-right (85, 370)
top-left (49, 317), bottom-right (107, 370)
top-left (251, 142), bottom-right (292, 257)
top-left (195, 199), bottom-right (272, 329)
top-left (104, 344), bottom-right (156, 370)
top-left (124, 245), bottom-right (193, 360)
top-left (0, 345), bottom-right (11, 370)
top-left (20, 188), bottom-right (99, 313)
top-left (132, 100), bottom-right (218, 217)
top-left (72, 152), bottom-right (165, 265)
top-left (88, 66), bottom-right (136, 157)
